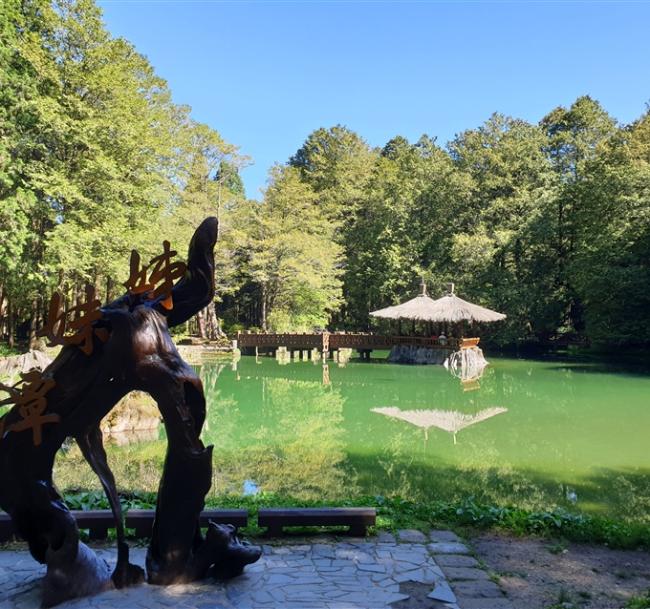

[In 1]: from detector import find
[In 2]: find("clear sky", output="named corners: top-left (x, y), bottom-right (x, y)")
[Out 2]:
top-left (98, 0), bottom-right (650, 199)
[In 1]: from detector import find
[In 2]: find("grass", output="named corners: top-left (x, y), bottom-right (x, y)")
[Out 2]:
top-left (0, 344), bottom-right (22, 358)
top-left (59, 491), bottom-right (650, 550)
top-left (626, 591), bottom-right (650, 609)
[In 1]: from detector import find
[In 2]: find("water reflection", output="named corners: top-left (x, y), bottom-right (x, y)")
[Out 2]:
top-left (201, 367), bottom-right (353, 501)
top-left (49, 355), bottom-right (650, 522)
top-left (446, 353), bottom-right (488, 391)
top-left (371, 406), bottom-right (508, 444)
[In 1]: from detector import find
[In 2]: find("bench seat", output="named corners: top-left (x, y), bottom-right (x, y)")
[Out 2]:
top-left (258, 507), bottom-right (376, 537)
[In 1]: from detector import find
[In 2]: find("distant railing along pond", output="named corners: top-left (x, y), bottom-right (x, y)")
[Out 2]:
top-left (236, 332), bottom-right (480, 357)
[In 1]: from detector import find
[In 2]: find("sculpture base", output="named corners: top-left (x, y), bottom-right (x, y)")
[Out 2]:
top-left (42, 542), bottom-right (113, 608)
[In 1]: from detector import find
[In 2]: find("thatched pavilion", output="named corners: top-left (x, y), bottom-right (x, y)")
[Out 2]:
top-left (370, 281), bottom-right (505, 326)
top-left (369, 281), bottom-right (506, 364)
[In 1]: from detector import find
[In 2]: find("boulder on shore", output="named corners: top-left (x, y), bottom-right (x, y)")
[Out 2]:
top-left (101, 391), bottom-right (160, 438)
top-left (0, 350), bottom-right (53, 383)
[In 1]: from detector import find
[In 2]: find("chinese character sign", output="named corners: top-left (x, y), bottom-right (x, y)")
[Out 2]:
top-left (124, 241), bottom-right (187, 310)
top-left (39, 285), bottom-right (108, 356)
top-left (0, 371), bottom-right (58, 446)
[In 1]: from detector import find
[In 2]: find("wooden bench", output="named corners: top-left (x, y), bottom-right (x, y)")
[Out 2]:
top-left (125, 509), bottom-right (248, 538)
top-left (258, 508), bottom-right (376, 537)
top-left (0, 509), bottom-right (248, 542)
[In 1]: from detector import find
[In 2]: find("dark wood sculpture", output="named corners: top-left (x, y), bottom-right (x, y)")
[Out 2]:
top-left (0, 218), bottom-right (261, 607)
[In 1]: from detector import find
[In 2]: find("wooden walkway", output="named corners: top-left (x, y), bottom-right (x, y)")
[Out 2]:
top-left (237, 332), bottom-right (476, 357)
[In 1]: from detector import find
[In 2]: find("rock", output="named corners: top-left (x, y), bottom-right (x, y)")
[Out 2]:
top-left (100, 391), bottom-right (160, 441)
top-left (387, 345), bottom-right (449, 365)
top-left (0, 350), bottom-right (52, 383)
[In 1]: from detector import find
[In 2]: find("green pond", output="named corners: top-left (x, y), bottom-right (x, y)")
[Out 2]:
top-left (55, 354), bottom-right (650, 522)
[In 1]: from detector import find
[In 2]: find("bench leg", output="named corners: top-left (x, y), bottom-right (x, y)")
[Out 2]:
top-left (89, 526), bottom-right (109, 541)
top-left (348, 524), bottom-right (367, 537)
top-left (265, 524), bottom-right (284, 537)
top-left (134, 524), bottom-right (152, 539)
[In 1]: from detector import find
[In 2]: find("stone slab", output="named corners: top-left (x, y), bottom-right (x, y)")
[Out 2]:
top-left (458, 599), bottom-right (515, 609)
top-left (435, 554), bottom-right (481, 568)
top-left (397, 529), bottom-right (428, 543)
top-left (453, 580), bottom-right (505, 598)
top-left (429, 530), bottom-right (461, 543)
top-left (441, 567), bottom-right (490, 581)
top-left (0, 536), bottom-right (463, 609)
top-left (428, 542), bottom-right (471, 555)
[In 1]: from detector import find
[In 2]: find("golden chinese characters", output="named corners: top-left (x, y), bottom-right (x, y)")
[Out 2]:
top-left (0, 371), bottom-right (59, 446)
top-left (123, 240), bottom-right (187, 310)
top-left (39, 285), bottom-right (108, 356)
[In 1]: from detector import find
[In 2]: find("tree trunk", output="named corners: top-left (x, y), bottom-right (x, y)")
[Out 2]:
top-left (106, 276), bottom-right (113, 304)
top-left (28, 298), bottom-right (38, 350)
top-left (196, 309), bottom-right (207, 338)
top-left (0, 285), bottom-right (5, 338)
top-left (260, 284), bottom-right (267, 331)
top-left (204, 304), bottom-right (224, 340)
top-left (7, 299), bottom-right (15, 348)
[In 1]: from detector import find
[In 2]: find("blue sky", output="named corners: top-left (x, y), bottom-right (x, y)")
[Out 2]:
top-left (98, 1), bottom-right (650, 199)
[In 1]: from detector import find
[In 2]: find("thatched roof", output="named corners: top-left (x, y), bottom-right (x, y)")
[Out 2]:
top-left (370, 282), bottom-right (506, 323)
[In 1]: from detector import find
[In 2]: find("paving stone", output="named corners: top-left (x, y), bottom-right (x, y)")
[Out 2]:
top-left (427, 542), bottom-right (470, 555)
top-left (457, 599), bottom-right (514, 609)
top-left (453, 580), bottom-right (504, 598)
top-left (429, 530), bottom-right (462, 543)
top-left (427, 581), bottom-right (457, 603)
top-left (266, 573), bottom-right (293, 585)
top-left (0, 538), bottom-right (456, 609)
top-left (376, 531), bottom-right (396, 543)
top-left (435, 554), bottom-right (480, 568)
top-left (441, 566), bottom-right (489, 581)
top-left (357, 563), bottom-right (387, 573)
top-left (397, 529), bottom-right (428, 543)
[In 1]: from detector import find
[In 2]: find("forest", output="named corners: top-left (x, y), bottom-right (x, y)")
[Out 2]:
top-left (1, 0), bottom-right (649, 351)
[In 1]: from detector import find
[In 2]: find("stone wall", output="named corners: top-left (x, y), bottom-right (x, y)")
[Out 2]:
top-left (387, 345), bottom-right (450, 365)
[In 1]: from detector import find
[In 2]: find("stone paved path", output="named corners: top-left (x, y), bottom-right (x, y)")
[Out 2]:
top-left (0, 531), bottom-right (514, 609)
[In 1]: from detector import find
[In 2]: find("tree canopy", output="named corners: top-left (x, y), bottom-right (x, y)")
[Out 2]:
top-left (1, 0), bottom-right (649, 351)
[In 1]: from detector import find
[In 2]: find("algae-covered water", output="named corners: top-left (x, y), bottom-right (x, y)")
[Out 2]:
top-left (55, 354), bottom-right (650, 522)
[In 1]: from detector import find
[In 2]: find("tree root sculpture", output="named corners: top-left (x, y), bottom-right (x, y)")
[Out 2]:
top-left (0, 218), bottom-right (261, 607)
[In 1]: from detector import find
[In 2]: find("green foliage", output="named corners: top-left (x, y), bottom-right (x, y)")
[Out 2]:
top-left (274, 98), bottom-right (650, 348)
top-left (0, 0), bottom-right (648, 349)
top-left (239, 166), bottom-right (343, 331)
top-left (59, 490), bottom-right (650, 550)
top-left (0, 0), bottom-right (238, 344)
top-left (626, 591), bottom-right (650, 609)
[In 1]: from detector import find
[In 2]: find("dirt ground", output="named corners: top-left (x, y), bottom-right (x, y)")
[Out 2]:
top-left (470, 532), bottom-right (650, 609)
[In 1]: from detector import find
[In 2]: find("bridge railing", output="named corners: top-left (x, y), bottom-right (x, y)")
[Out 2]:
top-left (236, 332), bottom-right (471, 351)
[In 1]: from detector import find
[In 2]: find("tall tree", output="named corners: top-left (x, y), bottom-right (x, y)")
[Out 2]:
top-left (245, 166), bottom-right (343, 331)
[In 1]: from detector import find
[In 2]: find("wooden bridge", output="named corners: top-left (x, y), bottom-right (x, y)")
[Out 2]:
top-left (236, 332), bottom-right (478, 358)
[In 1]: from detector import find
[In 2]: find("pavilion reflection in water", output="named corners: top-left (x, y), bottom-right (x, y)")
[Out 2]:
top-left (371, 405), bottom-right (508, 444)
top-left (448, 356), bottom-right (488, 391)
